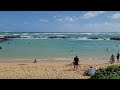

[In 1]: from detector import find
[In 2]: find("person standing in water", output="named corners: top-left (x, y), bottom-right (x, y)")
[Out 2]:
top-left (33, 59), bottom-right (37, 63)
top-left (73, 55), bottom-right (80, 70)
top-left (116, 53), bottom-right (120, 62)
top-left (116, 45), bottom-right (118, 47)
top-left (106, 48), bottom-right (110, 51)
top-left (110, 54), bottom-right (115, 64)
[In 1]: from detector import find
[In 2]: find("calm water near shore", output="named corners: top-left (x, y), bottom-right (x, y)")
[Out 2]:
top-left (0, 32), bottom-right (120, 61)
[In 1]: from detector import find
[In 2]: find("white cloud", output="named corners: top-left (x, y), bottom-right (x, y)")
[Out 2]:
top-left (54, 15), bottom-right (79, 22)
top-left (111, 13), bottom-right (120, 19)
top-left (40, 19), bottom-right (48, 22)
top-left (64, 16), bottom-right (75, 22)
top-left (57, 22), bottom-right (120, 32)
top-left (81, 22), bottom-right (120, 32)
top-left (81, 11), bottom-right (106, 19)
top-left (56, 18), bottom-right (63, 22)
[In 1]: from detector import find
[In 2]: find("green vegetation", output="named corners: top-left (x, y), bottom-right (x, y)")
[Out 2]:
top-left (90, 65), bottom-right (120, 79)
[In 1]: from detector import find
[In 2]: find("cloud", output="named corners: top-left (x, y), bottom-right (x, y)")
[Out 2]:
top-left (56, 22), bottom-right (120, 32)
top-left (80, 22), bottom-right (120, 32)
top-left (54, 15), bottom-right (79, 22)
top-left (56, 18), bottom-right (63, 22)
top-left (111, 13), bottom-right (120, 19)
top-left (81, 11), bottom-right (106, 19)
top-left (39, 19), bottom-right (48, 22)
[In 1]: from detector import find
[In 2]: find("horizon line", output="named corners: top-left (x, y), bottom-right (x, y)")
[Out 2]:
top-left (0, 32), bottom-right (120, 33)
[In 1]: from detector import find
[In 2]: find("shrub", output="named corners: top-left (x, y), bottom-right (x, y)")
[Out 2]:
top-left (90, 65), bottom-right (120, 79)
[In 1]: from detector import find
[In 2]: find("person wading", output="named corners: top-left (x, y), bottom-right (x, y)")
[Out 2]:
top-left (116, 53), bottom-right (120, 62)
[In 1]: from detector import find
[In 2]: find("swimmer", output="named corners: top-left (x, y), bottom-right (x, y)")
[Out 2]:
top-left (116, 45), bottom-right (118, 47)
top-left (106, 48), bottom-right (110, 51)
top-left (70, 50), bottom-right (73, 52)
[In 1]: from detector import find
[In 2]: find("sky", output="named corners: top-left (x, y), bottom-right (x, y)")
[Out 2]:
top-left (0, 11), bottom-right (120, 32)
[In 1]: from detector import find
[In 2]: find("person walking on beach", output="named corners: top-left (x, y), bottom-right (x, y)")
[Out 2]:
top-left (116, 53), bottom-right (120, 62)
top-left (73, 55), bottom-right (80, 70)
top-left (110, 54), bottom-right (115, 64)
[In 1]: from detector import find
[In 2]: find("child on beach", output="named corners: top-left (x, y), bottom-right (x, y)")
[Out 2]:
top-left (73, 55), bottom-right (80, 70)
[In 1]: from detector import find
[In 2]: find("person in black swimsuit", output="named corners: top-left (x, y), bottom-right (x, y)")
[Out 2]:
top-left (73, 55), bottom-right (80, 70)
top-left (116, 53), bottom-right (120, 62)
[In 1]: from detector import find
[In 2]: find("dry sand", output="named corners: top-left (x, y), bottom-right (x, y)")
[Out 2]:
top-left (0, 60), bottom-right (119, 79)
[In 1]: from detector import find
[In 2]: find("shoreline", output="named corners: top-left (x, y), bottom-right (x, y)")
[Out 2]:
top-left (0, 59), bottom-right (119, 79)
top-left (0, 59), bottom-right (109, 64)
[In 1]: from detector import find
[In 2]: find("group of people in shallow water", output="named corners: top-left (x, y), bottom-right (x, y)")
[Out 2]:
top-left (109, 53), bottom-right (120, 64)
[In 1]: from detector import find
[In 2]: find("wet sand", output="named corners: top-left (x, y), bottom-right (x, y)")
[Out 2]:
top-left (0, 60), bottom-right (119, 79)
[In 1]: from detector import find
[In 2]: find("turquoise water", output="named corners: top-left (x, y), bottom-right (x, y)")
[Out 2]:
top-left (0, 33), bottom-right (120, 61)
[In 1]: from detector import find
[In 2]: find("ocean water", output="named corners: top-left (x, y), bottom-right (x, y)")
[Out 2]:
top-left (0, 32), bottom-right (120, 61)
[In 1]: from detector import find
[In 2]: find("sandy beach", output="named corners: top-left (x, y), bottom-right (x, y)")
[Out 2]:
top-left (0, 59), bottom-right (119, 79)
top-left (1, 11), bottom-right (120, 79)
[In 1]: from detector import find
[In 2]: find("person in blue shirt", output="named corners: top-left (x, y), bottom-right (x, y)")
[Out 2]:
top-left (87, 67), bottom-right (95, 76)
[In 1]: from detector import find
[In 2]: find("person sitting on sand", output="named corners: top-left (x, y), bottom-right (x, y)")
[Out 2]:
top-left (86, 67), bottom-right (95, 76)
top-left (116, 53), bottom-right (120, 62)
top-left (84, 66), bottom-right (100, 76)
top-left (73, 55), bottom-right (80, 70)
top-left (33, 59), bottom-right (37, 63)
top-left (109, 54), bottom-right (115, 64)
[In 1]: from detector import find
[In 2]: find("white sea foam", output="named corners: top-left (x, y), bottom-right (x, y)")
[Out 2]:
top-left (4, 33), bottom-right (9, 35)
top-left (15, 37), bottom-right (49, 39)
top-left (98, 38), bottom-right (104, 40)
top-left (50, 58), bottom-right (72, 60)
top-left (76, 37), bottom-right (88, 40)
top-left (13, 34), bottom-right (19, 35)
top-left (80, 33), bottom-right (92, 35)
top-left (21, 33), bottom-right (29, 35)
top-left (20, 35), bottom-right (33, 38)
top-left (32, 33), bottom-right (40, 35)
top-left (55, 35), bottom-right (66, 36)
top-left (71, 37), bottom-right (92, 40)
